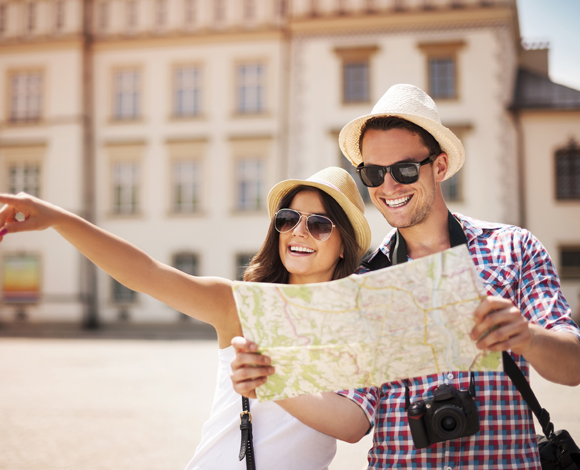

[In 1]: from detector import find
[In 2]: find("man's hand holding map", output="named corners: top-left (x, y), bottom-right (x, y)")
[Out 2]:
top-left (233, 245), bottom-right (502, 401)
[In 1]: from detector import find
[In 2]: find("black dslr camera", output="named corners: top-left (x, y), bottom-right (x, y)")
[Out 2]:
top-left (406, 375), bottom-right (479, 449)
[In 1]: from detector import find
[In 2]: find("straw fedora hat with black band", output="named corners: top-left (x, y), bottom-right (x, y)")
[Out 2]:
top-left (267, 167), bottom-right (371, 258)
top-left (339, 84), bottom-right (465, 181)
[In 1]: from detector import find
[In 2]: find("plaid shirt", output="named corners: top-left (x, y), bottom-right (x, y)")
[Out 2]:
top-left (337, 213), bottom-right (580, 469)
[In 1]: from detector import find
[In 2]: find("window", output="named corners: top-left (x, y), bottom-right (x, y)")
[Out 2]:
top-left (9, 71), bottom-right (43, 123)
top-left (112, 279), bottom-right (137, 303)
top-left (55, 0), bottom-right (65, 31)
top-left (418, 41), bottom-right (465, 100)
top-left (0, 4), bottom-right (7, 35)
top-left (114, 69), bottom-right (140, 120)
top-left (334, 47), bottom-right (378, 105)
top-left (429, 58), bottom-right (456, 99)
top-left (98, 2), bottom-right (109, 31)
top-left (555, 140), bottom-right (580, 200)
top-left (560, 247), bottom-right (580, 279)
top-left (8, 163), bottom-right (40, 196)
top-left (244, 0), bottom-right (254, 21)
top-left (184, 0), bottom-right (196, 26)
top-left (173, 253), bottom-right (199, 276)
top-left (236, 253), bottom-right (255, 280)
top-left (441, 171), bottom-right (462, 202)
top-left (236, 159), bottom-right (264, 211)
top-left (343, 62), bottom-right (369, 103)
top-left (126, 0), bottom-right (137, 29)
top-left (236, 63), bottom-right (264, 114)
top-left (26, 2), bottom-right (36, 32)
top-left (276, 0), bottom-right (287, 17)
top-left (174, 65), bottom-right (201, 117)
top-left (339, 151), bottom-right (370, 204)
top-left (172, 160), bottom-right (201, 213)
top-left (156, 0), bottom-right (167, 27)
top-left (112, 162), bottom-right (139, 214)
top-left (214, 0), bottom-right (224, 23)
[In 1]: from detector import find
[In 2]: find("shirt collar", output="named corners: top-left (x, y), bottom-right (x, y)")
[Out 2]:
top-left (371, 212), bottom-right (503, 262)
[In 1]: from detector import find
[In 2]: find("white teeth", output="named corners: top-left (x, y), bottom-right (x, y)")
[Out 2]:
top-left (385, 195), bottom-right (411, 207)
top-left (290, 246), bottom-right (315, 253)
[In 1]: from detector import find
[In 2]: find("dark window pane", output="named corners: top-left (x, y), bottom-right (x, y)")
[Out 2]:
top-left (560, 247), bottom-right (580, 279)
top-left (236, 253), bottom-right (254, 280)
top-left (429, 57), bottom-right (456, 99)
top-left (343, 61), bottom-right (369, 103)
top-left (112, 279), bottom-right (136, 303)
top-left (555, 142), bottom-right (580, 200)
top-left (441, 171), bottom-right (461, 202)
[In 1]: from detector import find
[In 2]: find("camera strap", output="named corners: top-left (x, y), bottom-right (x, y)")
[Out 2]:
top-left (239, 396), bottom-right (256, 470)
top-left (361, 211), bottom-right (468, 271)
top-left (501, 351), bottom-right (553, 436)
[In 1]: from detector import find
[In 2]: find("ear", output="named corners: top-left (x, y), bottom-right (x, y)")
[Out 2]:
top-left (434, 153), bottom-right (449, 183)
top-left (340, 244), bottom-right (344, 259)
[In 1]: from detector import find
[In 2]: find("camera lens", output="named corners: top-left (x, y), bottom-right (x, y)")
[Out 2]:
top-left (432, 405), bottom-right (466, 440)
top-left (441, 416), bottom-right (457, 432)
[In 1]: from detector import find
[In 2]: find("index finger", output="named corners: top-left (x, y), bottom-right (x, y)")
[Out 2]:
top-left (473, 296), bottom-right (514, 323)
top-left (231, 336), bottom-right (258, 353)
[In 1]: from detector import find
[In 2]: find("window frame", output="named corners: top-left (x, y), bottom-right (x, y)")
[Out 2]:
top-left (334, 46), bottom-right (379, 106)
top-left (111, 67), bottom-right (142, 122)
top-left (234, 61), bottom-right (267, 116)
top-left (172, 63), bottom-right (203, 118)
top-left (554, 140), bottom-right (580, 201)
top-left (105, 142), bottom-right (145, 218)
top-left (7, 68), bottom-right (45, 125)
top-left (418, 41), bottom-right (466, 101)
top-left (559, 246), bottom-right (580, 279)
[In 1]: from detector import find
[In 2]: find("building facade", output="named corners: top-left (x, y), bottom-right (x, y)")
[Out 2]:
top-left (1, 0), bottom-right (578, 324)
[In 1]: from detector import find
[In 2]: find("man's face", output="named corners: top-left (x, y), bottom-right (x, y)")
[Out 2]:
top-left (361, 127), bottom-right (446, 229)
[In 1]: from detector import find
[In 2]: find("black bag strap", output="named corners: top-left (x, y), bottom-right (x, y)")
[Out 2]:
top-left (239, 396), bottom-right (256, 470)
top-left (502, 351), bottom-right (555, 437)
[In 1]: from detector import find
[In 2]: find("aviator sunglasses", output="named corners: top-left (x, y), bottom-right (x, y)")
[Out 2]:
top-left (356, 154), bottom-right (438, 187)
top-left (274, 208), bottom-right (336, 241)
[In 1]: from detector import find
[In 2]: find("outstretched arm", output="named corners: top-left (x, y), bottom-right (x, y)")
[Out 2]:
top-left (230, 337), bottom-right (371, 443)
top-left (0, 193), bottom-right (240, 346)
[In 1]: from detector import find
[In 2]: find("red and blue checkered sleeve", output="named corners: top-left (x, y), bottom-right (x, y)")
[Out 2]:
top-left (334, 387), bottom-right (379, 429)
top-left (519, 230), bottom-right (580, 341)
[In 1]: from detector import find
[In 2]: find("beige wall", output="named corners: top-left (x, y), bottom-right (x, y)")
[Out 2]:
top-left (520, 111), bottom-right (580, 321)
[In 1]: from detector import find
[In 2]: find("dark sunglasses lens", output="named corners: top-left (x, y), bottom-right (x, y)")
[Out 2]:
top-left (275, 210), bottom-right (300, 233)
top-left (391, 164), bottom-right (420, 184)
top-left (360, 167), bottom-right (385, 187)
top-left (307, 216), bottom-right (333, 241)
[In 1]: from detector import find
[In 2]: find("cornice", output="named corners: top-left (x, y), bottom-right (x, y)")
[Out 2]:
top-left (0, 35), bottom-right (84, 53)
top-left (92, 28), bottom-right (286, 52)
top-left (289, 6), bottom-right (516, 38)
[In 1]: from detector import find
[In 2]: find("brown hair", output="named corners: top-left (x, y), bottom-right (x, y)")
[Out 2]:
top-left (359, 116), bottom-right (442, 157)
top-left (243, 186), bottom-right (360, 284)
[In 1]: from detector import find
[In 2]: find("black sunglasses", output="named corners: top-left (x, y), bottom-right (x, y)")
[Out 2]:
top-left (274, 208), bottom-right (335, 241)
top-left (356, 154), bottom-right (438, 187)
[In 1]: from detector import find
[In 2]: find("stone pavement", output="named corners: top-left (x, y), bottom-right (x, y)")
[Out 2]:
top-left (0, 328), bottom-right (578, 470)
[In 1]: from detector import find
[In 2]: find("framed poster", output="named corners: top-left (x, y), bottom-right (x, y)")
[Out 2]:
top-left (2, 254), bottom-right (41, 303)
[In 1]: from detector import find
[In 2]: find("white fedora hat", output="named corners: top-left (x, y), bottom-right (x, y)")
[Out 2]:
top-left (267, 167), bottom-right (371, 258)
top-left (338, 84), bottom-right (465, 181)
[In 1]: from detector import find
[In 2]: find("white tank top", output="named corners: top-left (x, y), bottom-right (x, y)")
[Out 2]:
top-left (184, 346), bottom-right (337, 470)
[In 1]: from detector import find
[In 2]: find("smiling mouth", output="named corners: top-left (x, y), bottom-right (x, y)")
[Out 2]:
top-left (289, 246), bottom-right (315, 254)
top-left (384, 195), bottom-right (412, 208)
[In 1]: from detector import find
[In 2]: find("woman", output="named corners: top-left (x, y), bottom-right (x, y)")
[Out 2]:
top-left (0, 167), bottom-right (372, 470)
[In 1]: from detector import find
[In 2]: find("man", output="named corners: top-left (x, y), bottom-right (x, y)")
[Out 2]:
top-left (231, 84), bottom-right (580, 468)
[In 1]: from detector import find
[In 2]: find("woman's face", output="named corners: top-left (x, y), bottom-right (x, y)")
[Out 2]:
top-left (278, 190), bottom-right (344, 285)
